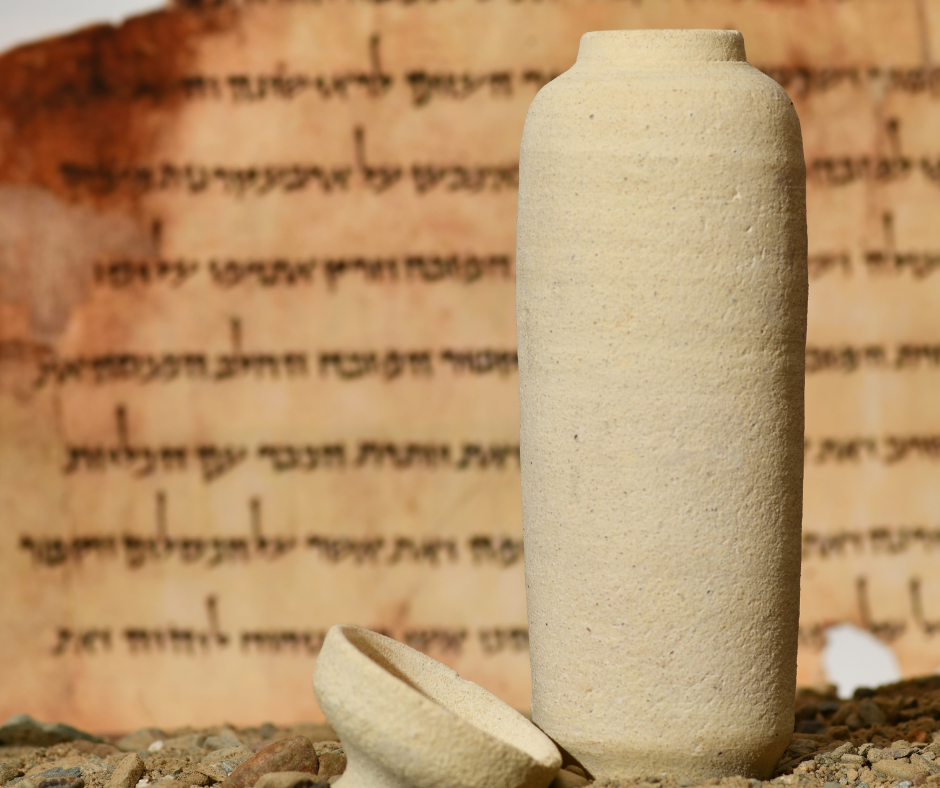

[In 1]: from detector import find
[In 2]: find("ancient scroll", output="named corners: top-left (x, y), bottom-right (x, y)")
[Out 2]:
top-left (1, 0), bottom-right (938, 729)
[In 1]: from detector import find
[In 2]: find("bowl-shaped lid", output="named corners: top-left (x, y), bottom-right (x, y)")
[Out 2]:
top-left (313, 624), bottom-right (561, 788)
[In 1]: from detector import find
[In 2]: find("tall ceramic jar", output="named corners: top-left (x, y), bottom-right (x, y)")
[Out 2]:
top-left (516, 30), bottom-right (807, 782)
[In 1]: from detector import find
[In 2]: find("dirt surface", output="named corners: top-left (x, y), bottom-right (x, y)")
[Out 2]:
top-left (4, 676), bottom-right (940, 788)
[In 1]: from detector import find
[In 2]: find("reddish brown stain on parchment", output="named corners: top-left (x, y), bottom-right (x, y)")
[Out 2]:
top-left (0, 4), bottom-right (236, 209)
top-left (0, 4), bottom-right (240, 342)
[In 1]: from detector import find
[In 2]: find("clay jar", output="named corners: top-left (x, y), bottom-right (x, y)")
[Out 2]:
top-left (516, 30), bottom-right (807, 781)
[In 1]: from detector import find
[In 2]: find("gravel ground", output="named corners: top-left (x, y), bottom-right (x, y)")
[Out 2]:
top-left (3, 675), bottom-right (940, 788)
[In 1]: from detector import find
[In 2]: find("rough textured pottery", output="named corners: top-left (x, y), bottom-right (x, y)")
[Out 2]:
top-left (312, 625), bottom-right (561, 788)
top-left (516, 30), bottom-right (807, 781)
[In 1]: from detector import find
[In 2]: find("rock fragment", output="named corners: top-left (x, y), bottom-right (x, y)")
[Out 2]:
top-left (872, 759), bottom-right (928, 781)
top-left (285, 728), bottom-right (334, 748)
top-left (795, 720), bottom-right (827, 735)
top-left (252, 773), bottom-right (326, 788)
top-left (107, 755), bottom-right (145, 788)
top-left (27, 769), bottom-right (83, 782)
top-left (830, 742), bottom-right (855, 759)
top-left (203, 739), bottom-right (240, 753)
top-left (550, 769), bottom-right (589, 788)
top-left (0, 716), bottom-right (102, 747)
top-left (163, 737), bottom-right (207, 753)
top-left (882, 747), bottom-right (916, 759)
top-left (116, 732), bottom-right (166, 754)
top-left (191, 767), bottom-right (224, 785)
top-left (178, 774), bottom-right (210, 787)
top-left (72, 742), bottom-right (119, 758)
top-left (203, 749), bottom-right (253, 768)
top-left (196, 749), bottom-right (253, 783)
top-left (827, 725), bottom-right (850, 741)
top-left (76, 758), bottom-right (112, 782)
top-left (310, 745), bottom-right (342, 781)
top-left (858, 699), bottom-right (887, 726)
top-left (221, 737), bottom-right (318, 788)
top-left (0, 765), bottom-right (23, 786)
top-left (34, 780), bottom-right (82, 788)
top-left (913, 753), bottom-right (940, 775)
top-left (14, 776), bottom-right (85, 788)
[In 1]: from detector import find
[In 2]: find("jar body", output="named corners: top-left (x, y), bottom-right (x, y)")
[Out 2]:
top-left (516, 30), bottom-right (807, 781)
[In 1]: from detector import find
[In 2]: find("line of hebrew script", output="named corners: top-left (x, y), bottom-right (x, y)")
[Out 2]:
top-left (63, 407), bottom-right (521, 480)
top-left (803, 526), bottom-right (940, 559)
top-left (93, 254), bottom-right (513, 289)
top-left (804, 436), bottom-right (940, 465)
top-left (60, 127), bottom-right (517, 196)
top-left (50, 595), bottom-right (528, 658)
top-left (21, 493), bottom-right (524, 569)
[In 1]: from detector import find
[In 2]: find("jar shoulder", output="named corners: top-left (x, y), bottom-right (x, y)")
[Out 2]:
top-left (523, 62), bottom-right (801, 148)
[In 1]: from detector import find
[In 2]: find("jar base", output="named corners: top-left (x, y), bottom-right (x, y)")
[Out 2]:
top-left (544, 734), bottom-right (789, 782)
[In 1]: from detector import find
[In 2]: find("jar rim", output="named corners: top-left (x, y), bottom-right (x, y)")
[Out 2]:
top-left (576, 29), bottom-right (747, 65)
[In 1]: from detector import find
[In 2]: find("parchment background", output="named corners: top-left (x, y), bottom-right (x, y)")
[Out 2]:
top-left (1, 0), bottom-right (938, 730)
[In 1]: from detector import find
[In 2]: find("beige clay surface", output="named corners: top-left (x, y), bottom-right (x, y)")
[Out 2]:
top-left (516, 30), bottom-right (808, 782)
top-left (312, 625), bottom-right (561, 788)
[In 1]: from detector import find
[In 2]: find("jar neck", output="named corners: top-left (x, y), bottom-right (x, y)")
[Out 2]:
top-left (575, 30), bottom-right (747, 66)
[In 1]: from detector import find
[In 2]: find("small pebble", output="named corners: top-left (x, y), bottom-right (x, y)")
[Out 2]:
top-left (147, 743), bottom-right (163, 754)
